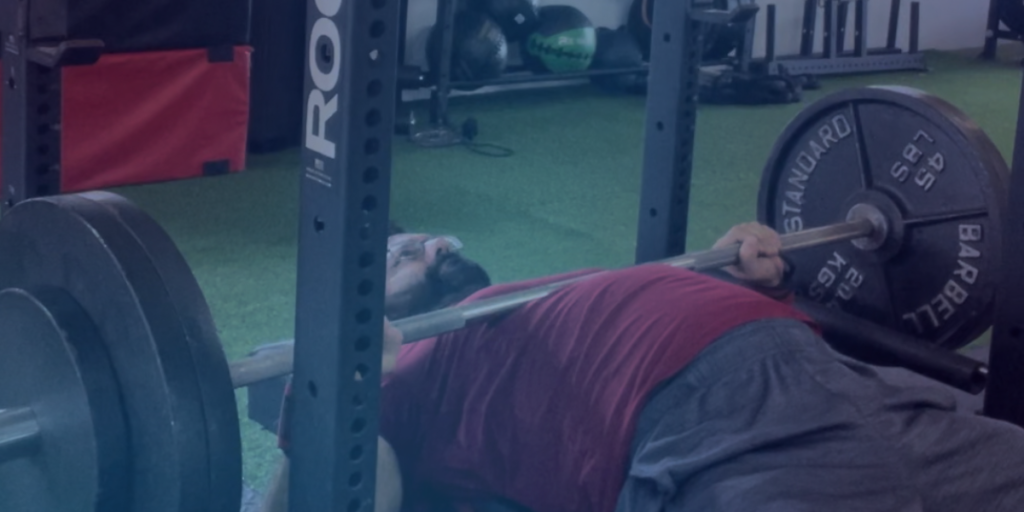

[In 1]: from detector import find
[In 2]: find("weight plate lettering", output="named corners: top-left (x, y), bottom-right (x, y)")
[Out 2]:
top-left (758, 86), bottom-right (1008, 349)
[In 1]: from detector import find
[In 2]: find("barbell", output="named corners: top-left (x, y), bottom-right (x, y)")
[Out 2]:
top-left (0, 86), bottom-right (1009, 512)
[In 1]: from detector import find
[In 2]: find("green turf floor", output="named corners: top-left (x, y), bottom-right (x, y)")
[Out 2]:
top-left (106, 48), bottom-right (1024, 490)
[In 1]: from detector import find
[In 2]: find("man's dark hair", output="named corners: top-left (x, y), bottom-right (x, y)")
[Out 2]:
top-left (403, 252), bottom-right (491, 317)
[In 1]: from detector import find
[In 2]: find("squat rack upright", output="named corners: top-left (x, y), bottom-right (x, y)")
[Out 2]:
top-left (292, 0), bottom-right (1024, 507)
top-left (287, 0), bottom-right (702, 510)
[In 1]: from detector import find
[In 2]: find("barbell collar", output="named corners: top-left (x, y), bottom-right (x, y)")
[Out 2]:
top-left (0, 407), bottom-right (40, 464)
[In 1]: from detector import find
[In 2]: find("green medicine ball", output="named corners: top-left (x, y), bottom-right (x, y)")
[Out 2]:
top-left (521, 5), bottom-right (597, 73)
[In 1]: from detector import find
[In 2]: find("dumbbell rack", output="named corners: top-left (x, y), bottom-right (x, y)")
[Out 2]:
top-left (759, 0), bottom-right (926, 77)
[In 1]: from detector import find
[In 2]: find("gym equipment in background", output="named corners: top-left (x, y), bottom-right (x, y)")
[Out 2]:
top-left (470, 0), bottom-right (540, 42)
top-left (982, 0), bottom-right (1024, 59)
top-left (521, 5), bottom-right (598, 74)
top-left (427, 10), bottom-right (510, 89)
top-left (757, 0), bottom-right (926, 77)
top-left (590, 27), bottom-right (648, 94)
top-left (629, 0), bottom-right (756, 63)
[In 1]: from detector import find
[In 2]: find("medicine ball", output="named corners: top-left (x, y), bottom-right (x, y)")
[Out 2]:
top-left (521, 5), bottom-right (597, 74)
top-left (470, 0), bottom-right (540, 42)
top-left (590, 26), bottom-right (646, 94)
top-left (427, 10), bottom-right (509, 89)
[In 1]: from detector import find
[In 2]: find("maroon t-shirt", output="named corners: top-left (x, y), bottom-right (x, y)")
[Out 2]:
top-left (378, 264), bottom-right (815, 512)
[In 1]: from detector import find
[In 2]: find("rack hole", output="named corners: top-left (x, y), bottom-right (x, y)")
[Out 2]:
top-left (355, 336), bottom-right (371, 351)
top-left (656, 121), bottom-right (664, 131)
top-left (349, 472), bottom-right (363, 489)
top-left (363, 167), bottom-right (380, 183)
top-left (663, 33), bottom-right (671, 43)
top-left (314, 216), bottom-right (326, 233)
top-left (370, 20), bottom-right (386, 38)
top-left (319, 41), bottom-right (333, 65)
top-left (307, 380), bottom-right (319, 398)
top-left (358, 252), bottom-right (374, 268)
top-left (367, 80), bottom-right (383, 97)
top-left (357, 280), bottom-right (373, 296)
top-left (649, 208), bottom-right (658, 217)
top-left (350, 417), bottom-right (367, 434)
top-left (362, 195), bottom-right (377, 211)
top-left (355, 363), bottom-right (370, 380)
top-left (349, 444), bottom-right (364, 461)
top-left (355, 308), bottom-right (372, 324)
top-left (365, 109), bottom-right (382, 127)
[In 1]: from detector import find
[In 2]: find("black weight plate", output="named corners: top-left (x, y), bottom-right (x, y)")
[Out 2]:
top-left (0, 287), bottom-right (130, 512)
top-left (0, 195), bottom-right (213, 512)
top-left (758, 86), bottom-right (1009, 350)
top-left (80, 191), bottom-right (242, 512)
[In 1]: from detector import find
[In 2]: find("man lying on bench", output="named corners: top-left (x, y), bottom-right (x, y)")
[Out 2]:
top-left (264, 222), bottom-right (1024, 512)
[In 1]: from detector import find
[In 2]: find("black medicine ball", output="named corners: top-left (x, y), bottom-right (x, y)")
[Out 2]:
top-left (470, 0), bottom-right (540, 42)
top-left (427, 10), bottom-right (509, 89)
top-left (590, 26), bottom-right (646, 94)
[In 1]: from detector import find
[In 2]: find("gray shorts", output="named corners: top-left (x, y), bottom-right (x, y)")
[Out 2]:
top-left (615, 319), bottom-right (1024, 512)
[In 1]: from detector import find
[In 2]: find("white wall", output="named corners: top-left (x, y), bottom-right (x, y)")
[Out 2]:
top-left (402, 0), bottom-right (992, 69)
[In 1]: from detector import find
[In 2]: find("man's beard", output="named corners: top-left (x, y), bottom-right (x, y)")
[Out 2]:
top-left (402, 252), bottom-right (492, 319)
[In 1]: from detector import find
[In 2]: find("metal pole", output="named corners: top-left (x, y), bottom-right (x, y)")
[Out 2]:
top-left (886, 0), bottom-right (902, 51)
top-left (0, 0), bottom-right (65, 213)
top-left (909, 2), bottom-right (920, 54)
top-left (634, 0), bottom-right (701, 263)
top-left (290, 0), bottom-right (401, 507)
top-left (429, 0), bottom-right (457, 126)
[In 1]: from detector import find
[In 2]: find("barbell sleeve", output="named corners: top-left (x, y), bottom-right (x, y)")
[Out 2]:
top-left (796, 299), bottom-right (989, 395)
top-left (228, 218), bottom-right (878, 388)
top-left (0, 407), bottom-right (40, 464)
